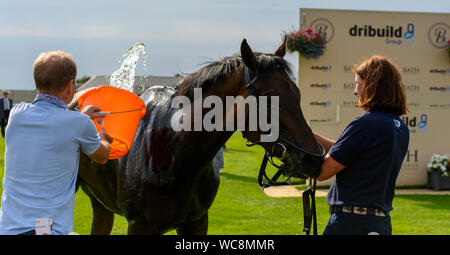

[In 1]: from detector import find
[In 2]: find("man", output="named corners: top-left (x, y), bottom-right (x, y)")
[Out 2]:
top-left (0, 51), bottom-right (113, 235)
top-left (0, 91), bottom-right (13, 137)
top-left (314, 56), bottom-right (410, 235)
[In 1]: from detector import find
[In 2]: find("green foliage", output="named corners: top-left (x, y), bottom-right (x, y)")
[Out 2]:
top-left (76, 75), bottom-right (91, 84)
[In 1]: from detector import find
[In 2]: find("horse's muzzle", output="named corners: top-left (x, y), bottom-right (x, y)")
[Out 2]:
top-left (284, 151), bottom-right (324, 179)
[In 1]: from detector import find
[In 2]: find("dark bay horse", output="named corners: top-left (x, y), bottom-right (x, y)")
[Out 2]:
top-left (69, 38), bottom-right (324, 234)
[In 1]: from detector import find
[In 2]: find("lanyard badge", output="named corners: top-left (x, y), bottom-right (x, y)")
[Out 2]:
top-left (35, 218), bottom-right (53, 235)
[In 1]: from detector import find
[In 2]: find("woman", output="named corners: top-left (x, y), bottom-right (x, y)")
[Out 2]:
top-left (314, 55), bottom-right (410, 235)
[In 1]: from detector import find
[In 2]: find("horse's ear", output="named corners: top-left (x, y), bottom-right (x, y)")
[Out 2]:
top-left (274, 36), bottom-right (287, 58)
top-left (240, 39), bottom-right (258, 71)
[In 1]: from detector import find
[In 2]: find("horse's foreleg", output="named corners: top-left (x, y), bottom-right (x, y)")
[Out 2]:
top-left (176, 213), bottom-right (208, 235)
top-left (89, 195), bottom-right (115, 235)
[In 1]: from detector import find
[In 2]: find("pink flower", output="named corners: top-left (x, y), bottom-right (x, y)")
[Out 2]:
top-left (306, 29), bottom-right (313, 33)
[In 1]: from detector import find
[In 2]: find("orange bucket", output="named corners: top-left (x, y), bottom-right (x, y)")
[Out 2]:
top-left (78, 86), bottom-right (147, 159)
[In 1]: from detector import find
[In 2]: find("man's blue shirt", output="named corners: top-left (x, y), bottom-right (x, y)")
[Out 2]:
top-left (0, 100), bottom-right (101, 234)
top-left (327, 109), bottom-right (410, 211)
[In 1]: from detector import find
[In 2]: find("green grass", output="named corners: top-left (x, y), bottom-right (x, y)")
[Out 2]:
top-left (1, 133), bottom-right (449, 235)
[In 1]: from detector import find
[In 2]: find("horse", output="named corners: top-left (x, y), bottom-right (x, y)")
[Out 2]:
top-left (69, 38), bottom-right (325, 234)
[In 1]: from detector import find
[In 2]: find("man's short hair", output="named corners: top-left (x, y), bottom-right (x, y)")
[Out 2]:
top-left (353, 55), bottom-right (409, 116)
top-left (33, 51), bottom-right (77, 93)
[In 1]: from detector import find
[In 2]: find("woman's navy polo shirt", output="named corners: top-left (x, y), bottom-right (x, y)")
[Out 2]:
top-left (327, 108), bottom-right (410, 212)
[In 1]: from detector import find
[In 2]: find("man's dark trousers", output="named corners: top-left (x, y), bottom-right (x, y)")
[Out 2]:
top-left (1, 109), bottom-right (10, 137)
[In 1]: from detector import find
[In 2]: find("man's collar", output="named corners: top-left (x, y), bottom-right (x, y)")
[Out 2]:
top-left (33, 93), bottom-right (67, 109)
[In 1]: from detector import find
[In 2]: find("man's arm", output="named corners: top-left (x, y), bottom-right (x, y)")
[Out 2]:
top-left (88, 128), bottom-right (113, 164)
top-left (80, 105), bottom-right (113, 164)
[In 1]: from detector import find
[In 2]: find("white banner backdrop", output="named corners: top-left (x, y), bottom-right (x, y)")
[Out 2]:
top-left (297, 8), bottom-right (450, 185)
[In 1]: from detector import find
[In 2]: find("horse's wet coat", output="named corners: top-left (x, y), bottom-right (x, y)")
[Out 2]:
top-left (71, 39), bottom-right (324, 234)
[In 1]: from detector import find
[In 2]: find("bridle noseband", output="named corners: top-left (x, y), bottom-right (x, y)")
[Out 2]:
top-left (242, 66), bottom-right (325, 235)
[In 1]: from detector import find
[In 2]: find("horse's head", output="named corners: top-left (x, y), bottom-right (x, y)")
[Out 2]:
top-left (240, 38), bottom-right (325, 179)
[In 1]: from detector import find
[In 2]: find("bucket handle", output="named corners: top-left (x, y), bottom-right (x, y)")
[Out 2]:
top-left (97, 107), bottom-right (146, 115)
top-left (74, 107), bottom-right (146, 115)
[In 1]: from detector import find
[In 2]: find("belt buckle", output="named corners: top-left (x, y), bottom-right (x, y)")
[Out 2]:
top-left (354, 207), bottom-right (367, 215)
top-left (375, 209), bottom-right (386, 217)
top-left (342, 206), bottom-right (352, 213)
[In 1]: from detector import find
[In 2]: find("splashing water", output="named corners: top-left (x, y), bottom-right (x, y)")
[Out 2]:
top-left (110, 42), bottom-right (148, 93)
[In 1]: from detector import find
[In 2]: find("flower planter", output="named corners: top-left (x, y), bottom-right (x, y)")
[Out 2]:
top-left (286, 29), bottom-right (327, 59)
top-left (427, 171), bottom-right (450, 191)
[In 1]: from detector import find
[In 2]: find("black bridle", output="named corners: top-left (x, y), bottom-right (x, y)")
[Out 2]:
top-left (242, 66), bottom-right (325, 235)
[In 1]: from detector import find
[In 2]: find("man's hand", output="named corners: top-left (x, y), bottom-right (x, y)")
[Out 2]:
top-left (81, 105), bottom-right (107, 119)
top-left (99, 128), bottom-right (113, 144)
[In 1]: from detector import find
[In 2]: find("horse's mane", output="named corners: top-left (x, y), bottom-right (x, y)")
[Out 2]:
top-left (176, 53), bottom-right (293, 99)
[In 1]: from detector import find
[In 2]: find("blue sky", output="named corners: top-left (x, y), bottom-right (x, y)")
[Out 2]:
top-left (0, 0), bottom-right (449, 90)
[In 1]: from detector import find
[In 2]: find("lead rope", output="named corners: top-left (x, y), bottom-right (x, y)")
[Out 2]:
top-left (256, 153), bottom-right (318, 235)
top-left (302, 178), bottom-right (317, 235)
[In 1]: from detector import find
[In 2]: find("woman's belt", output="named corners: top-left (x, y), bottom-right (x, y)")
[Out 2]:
top-left (329, 205), bottom-right (388, 217)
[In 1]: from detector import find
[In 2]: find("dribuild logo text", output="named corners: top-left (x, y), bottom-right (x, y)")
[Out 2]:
top-left (349, 23), bottom-right (415, 45)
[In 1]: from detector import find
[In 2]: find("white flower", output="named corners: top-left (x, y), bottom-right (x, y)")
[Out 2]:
top-left (431, 154), bottom-right (440, 161)
top-left (428, 153), bottom-right (450, 174)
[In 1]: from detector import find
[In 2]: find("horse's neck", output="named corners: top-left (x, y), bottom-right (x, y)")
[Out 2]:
top-left (169, 72), bottom-right (244, 163)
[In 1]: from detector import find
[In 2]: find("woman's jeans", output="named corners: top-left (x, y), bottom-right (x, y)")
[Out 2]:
top-left (323, 212), bottom-right (392, 235)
